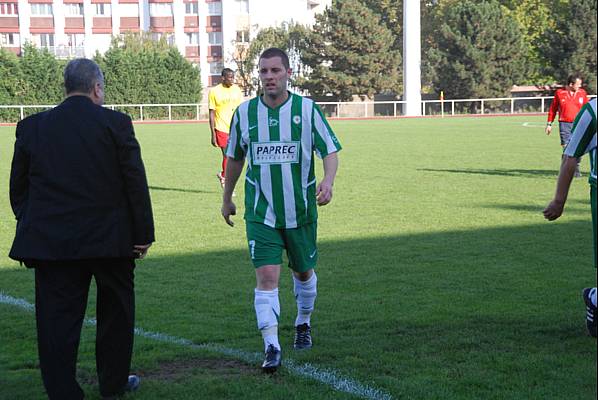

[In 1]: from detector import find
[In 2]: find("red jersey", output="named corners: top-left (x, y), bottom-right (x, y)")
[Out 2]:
top-left (547, 88), bottom-right (588, 123)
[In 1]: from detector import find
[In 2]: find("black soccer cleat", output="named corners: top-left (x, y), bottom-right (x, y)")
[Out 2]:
top-left (582, 288), bottom-right (597, 338)
top-left (261, 344), bottom-right (282, 373)
top-left (294, 323), bottom-right (313, 350)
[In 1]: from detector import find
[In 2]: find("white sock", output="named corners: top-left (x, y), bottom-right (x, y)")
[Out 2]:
top-left (254, 288), bottom-right (280, 351)
top-left (591, 287), bottom-right (597, 307)
top-left (293, 272), bottom-right (317, 327)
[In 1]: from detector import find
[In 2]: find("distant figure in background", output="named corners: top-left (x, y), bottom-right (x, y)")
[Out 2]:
top-left (544, 98), bottom-right (597, 338)
top-left (208, 68), bottom-right (243, 188)
top-left (9, 58), bottom-right (155, 399)
top-left (545, 74), bottom-right (588, 177)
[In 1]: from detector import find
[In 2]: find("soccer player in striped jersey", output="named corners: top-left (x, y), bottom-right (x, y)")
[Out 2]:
top-left (221, 48), bottom-right (342, 371)
top-left (544, 98), bottom-right (597, 338)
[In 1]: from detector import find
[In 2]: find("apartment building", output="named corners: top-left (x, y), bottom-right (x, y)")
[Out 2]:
top-left (0, 0), bottom-right (330, 87)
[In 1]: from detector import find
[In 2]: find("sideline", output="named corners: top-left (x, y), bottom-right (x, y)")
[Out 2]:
top-left (522, 122), bottom-right (546, 128)
top-left (0, 291), bottom-right (393, 400)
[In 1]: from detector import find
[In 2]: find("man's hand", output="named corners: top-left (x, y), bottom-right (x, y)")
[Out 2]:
top-left (316, 178), bottom-right (333, 206)
top-left (221, 200), bottom-right (237, 226)
top-left (543, 199), bottom-right (564, 221)
top-left (211, 133), bottom-right (217, 147)
top-left (133, 243), bottom-right (152, 259)
top-left (545, 125), bottom-right (552, 135)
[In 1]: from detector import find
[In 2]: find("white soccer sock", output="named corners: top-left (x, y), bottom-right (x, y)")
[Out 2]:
top-left (591, 287), bottom-right (597, 307)
top-left (293, 272), bottom-right (317, 327)
top-left (254, 288), bottom-right (281, 351)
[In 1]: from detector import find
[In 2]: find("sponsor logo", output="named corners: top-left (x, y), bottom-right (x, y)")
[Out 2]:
top-left (252, 141), bottom-right (300, 165)
top-left (268, 117), bottom-right (279, 127)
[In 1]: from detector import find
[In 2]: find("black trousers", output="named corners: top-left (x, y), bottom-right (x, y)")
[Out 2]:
top-left (33, 259), bottom-right (135, 399)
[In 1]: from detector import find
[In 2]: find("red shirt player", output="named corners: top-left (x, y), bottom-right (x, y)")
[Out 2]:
top-left (545, 74), bottom-right (588, 176)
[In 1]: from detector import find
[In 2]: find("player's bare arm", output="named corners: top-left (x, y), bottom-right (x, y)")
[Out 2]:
top-left (209, 109), bottom-right (217, 147)
top-left (316, 152), bottom-right (339, 206)
top-left (221, 157), bottom-right (244, 226)
top-left (543, 155), bottom-right (577, 221)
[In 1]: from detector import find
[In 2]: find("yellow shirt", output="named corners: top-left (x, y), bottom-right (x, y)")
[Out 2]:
top-left (208, 83), bottom-right (243, 133)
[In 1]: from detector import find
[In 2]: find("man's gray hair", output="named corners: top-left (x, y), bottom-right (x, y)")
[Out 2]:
top-left (64, 58), bottom-right (104, 95)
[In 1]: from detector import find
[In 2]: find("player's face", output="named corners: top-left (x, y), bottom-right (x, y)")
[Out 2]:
top-left (569, 78), bottom-right (582, 91)
top-left (258, 57), bottom-right (291, 99)
top-left (222, 72), bottom-right (235, 87)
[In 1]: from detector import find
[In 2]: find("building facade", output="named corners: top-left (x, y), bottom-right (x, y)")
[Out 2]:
top-left (1, 0), bottom-right (329, 87)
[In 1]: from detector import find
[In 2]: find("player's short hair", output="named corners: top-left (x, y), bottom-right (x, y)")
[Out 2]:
top-left (221, 68), bottom-right (234, 77)
top-left (567, 74), bottom-right (582, 85)
top-left (259, 48), bottom-right (290, 70)
top-left (64, 58), bottom-right (104, 95)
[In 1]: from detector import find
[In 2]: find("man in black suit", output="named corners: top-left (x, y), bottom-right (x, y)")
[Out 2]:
top-left (9, 58), bottom-right (155, 400)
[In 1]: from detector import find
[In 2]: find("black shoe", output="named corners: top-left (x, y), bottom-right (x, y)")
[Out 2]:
top-left (294, 323), bottom-right (312, 350)
top-left (262, 345), bottom-right (281, 373)
top-left (582, 288), bottom-right (597, 338)
top-left (102, 375), bottom-right (140, 399)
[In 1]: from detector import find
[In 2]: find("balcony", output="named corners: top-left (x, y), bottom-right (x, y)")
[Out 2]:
top-left (120, 16), bottom-right (139, 32)
top-left (31, 45), bottom-right (85, 59)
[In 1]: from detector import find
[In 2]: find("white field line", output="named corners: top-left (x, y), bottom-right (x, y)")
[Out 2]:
top-left (0, 291), bottom-right (393, 400)
top-left (522, 122), bottom-right (546, 128)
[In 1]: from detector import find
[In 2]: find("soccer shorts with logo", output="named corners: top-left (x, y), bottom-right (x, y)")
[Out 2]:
top-left (246, 221), bottom-right (317, 272)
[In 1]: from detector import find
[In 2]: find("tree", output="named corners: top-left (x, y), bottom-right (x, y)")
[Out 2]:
top-left (426, 0), bottom-right (529, 99)
top-left (228, 23), bottom-right (310, 95)
top-left (541, 0), bottom-right (597, 93)
top-left (19, 44), bottom-right (65, 104)
top-left (0, 49), bottom-right (27, 104)
top-left (298, 0), bottom-right (400, 100)
top-left (95, 33), bottom-right (201, 104)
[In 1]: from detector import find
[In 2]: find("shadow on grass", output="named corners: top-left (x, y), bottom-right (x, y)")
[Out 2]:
top-left (149, 185), bottom-right (214, 194)
top-left (1, 219), bottom-right (596, 399)
top-left (419, 167), bottom-right (558, 178)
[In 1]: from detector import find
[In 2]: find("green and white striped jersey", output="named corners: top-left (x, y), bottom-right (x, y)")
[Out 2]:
top-left (564, 98), bottom-right (597, 186)
top-left (226, 92), bottom-right (342, 229)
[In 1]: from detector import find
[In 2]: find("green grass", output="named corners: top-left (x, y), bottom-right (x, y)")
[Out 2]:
top-left (0, 116), bottom-right (596, 400)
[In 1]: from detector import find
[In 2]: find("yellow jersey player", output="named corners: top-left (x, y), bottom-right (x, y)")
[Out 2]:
top-left (208, 68), bottom-right (243, 188)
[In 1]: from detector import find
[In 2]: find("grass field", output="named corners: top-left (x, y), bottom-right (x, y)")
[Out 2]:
top-left (0, 116), bottom-right (596, 400)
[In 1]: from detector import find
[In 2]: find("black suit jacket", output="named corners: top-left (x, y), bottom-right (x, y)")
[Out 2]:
top-left (9, 96), bottom-right (155, 263)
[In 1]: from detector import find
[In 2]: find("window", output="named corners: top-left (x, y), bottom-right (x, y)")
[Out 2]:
top-left (236, 30), bottom-right (249, 43)
top-left (0, 3), bottom-right (18, 15)
top-left (209, 61), bottom-right (223, 74)
top-left (30, 3), bottom-right (53, 16)
top-left (120, 4), bottom-right (139, 17)
top-left (149, 3), bottom-right (172, 17)
top-left (94, 3), bottom-right (111, 16)
top-left (185, 2), bottom-right (198, 14)
top-left (64, 3), bottom-right (83, 16)
top-left (67, 33), bottom-right (84, 47)
top-left (185, 32), bottom-right (199, 45)
top-left (32, 33), bottom-right (54, 48)
top-left (208, 32), bottom-right (222, 45)
top-left (207, 1), bottom-right (221, 15)
top-left (1, 32), bottom-right (19, 46)
top-left (151, 32), bottom-right (175, 46)
top-left (234, 0), bottom-right (248, 13)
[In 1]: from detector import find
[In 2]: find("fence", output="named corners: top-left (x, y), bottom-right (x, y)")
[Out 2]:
top-left (1, 95), bottom-right (596, 124)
